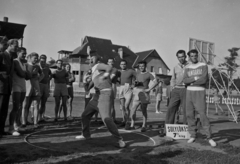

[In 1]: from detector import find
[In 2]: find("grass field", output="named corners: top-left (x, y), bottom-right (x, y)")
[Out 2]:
top-left (0, 96), bottom-right (240, 164)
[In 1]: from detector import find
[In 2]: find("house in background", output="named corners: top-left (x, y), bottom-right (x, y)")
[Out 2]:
top-left (134, 49), bottom-right (171, 84)
top-left (59, 36), bottom-right (170, 87)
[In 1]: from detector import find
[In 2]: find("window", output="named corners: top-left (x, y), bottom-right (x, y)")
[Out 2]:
top-left (150, 66), bottom-right (154, 72)
top-left (72, 70), bottom-right (79, 75)
top-left (80, 71), bottom-right (84, 82)
top-left (159, 67), bottom-right (162, 74)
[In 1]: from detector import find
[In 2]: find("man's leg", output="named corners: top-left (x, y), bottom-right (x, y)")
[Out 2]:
top-left (17, 92), bottom-right (26, 126)
top-left (22, 97), bottom-right (32, 126)
top-left (32, 97), bottom-right (40, 125)
top-left (9, 92), bottom-right (21, 132)
top-left (98, 90), bottom-right (123, 142)
top-left (141, 103), bottom-right (148, 132)
top-left (194, 91), bottom-right (212, 140)
top-left (54, 96), bottom-right (61, 121)
top-left (186, 90), bottom-right (197, 142)
top-left (130, 100), bottom-right (141, 128)
top-left (62, 96), bottom-right (68, 120)
top-left (39, 92), bottom-right (48, 120)
top-left (180, 88), bottom-right (187, 124)
top-left (120, 98), bottom-right (126, 122)
top-left (80, 96), bottom-right (98, 138)
top-left (165, 88), bottom-right (181, 124)
top-left (0, 94), bottom-right (10, 134)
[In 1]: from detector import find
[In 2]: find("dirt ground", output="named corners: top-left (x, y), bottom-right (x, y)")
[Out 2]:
top-left (0, 97), bottom-right (240, 164)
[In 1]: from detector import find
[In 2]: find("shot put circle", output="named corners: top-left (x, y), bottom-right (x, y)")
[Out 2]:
top-left (24, 127), bottom-right (156, 152)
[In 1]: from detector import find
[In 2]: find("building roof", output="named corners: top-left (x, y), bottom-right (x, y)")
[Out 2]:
top-left (71, 36), bottom-right (137, 69)
top-left (0, 21), bottom-right (26, 39)
top-left (134, 49), bottom-right (170, 70)
top-left (58, 50), bottom-right (72, 54)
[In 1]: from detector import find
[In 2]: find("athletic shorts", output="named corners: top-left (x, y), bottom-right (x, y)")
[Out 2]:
top-left (119, 84), bottom-right (133, 100)
top-left (54, 83), bottom-right (68, 97)
top-left (12, 83), bottom-right (26, 93)
top-left (156, 93), bottom-right (162, 101)
top-left (67, 86), bottom-right (74, 98)
top-left (132, 88), bottom-right (150, 104)
top-left (40, 83), bottom-right (49, 98)
top-left (25, 80), bottom-right (41, 97)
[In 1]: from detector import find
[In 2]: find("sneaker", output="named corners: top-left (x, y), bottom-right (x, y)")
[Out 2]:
top-left (208, 139), bottom-right (217, 147)
top-left (141, 127), bottom-right (147, 132)
top-left (125, 124), bottom-right (131, 130)
top-left (130, 126), bottom-right (136, 130)
top-left (187, 138), bottom-right (196, 143)
top-left (119, 122), bottom-right (126, 127)
top-left (12, 131), bottom-right (20, 136)
top-left (20, 124), bottom-right (27, 128)
top-left (75, 135), bottom-right (91, 140)
top-left (34, 124), bottom-right (39, 129)
top-left (118, 140), bottom-right (126, 148)
top-left (155, 111), bottom-right (160, 114)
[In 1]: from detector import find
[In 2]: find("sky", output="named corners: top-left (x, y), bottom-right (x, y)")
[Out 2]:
top-left (1, 0), bottom-right (240, 75)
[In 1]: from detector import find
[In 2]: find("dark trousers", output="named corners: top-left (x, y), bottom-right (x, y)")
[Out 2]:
top-left (0, 94), bottom-right (10, 133)
top-left (82, 90), bottom-right (122, 141)
top-left (165, 88), bottom-right (187, 124)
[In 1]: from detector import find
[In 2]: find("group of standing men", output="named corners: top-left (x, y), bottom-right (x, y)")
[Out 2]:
top-left (79, 47), bottom-right (216, 148)
top-left (77, 47), bottom-right (160, 147)
top-left (0, 37), bottom-right (75, 138)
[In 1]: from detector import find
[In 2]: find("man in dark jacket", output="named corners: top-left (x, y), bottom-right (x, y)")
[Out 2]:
top-left (0, 39), bottom-right (19, 136)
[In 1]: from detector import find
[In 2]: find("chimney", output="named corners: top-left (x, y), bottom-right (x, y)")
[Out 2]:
top-left (118, 48), bottom-right (123, 59)
top-left (3, 17), bottom-right (8, 22)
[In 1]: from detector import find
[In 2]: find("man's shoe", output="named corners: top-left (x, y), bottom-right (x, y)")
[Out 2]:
top-left (75, 135), bottom-right (91, 140)
top-left (187, 138), bottom-right (196, 143)
top-left (1, 131), bottom-right (11, 135)
top-left (119, 122), bottom-right (126, 127)
top-left (125, 124), bottom-right (131, 130)
top-left (209, 139), bottom-right (217, 147)
top-left (141, 127), bottom-right (147, 132)
top-left (12, 131), bottom-right (20, 136)
top-left (118, 140), bottom-right (126, 148)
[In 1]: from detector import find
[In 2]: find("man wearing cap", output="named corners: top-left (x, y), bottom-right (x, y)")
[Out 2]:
top-left (0, 39), bottom-right (19, 136)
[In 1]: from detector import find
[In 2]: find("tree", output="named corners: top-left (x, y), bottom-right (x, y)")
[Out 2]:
top-left (219, 47), bottom-right (240, 80)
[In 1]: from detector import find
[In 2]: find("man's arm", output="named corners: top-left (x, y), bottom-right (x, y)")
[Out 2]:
top-left (145, 74), bottom-right (160, 92)
top-left (183, 67), bottom-right (196, 85)
top-left (192, 65), bottom-right (208, 85)
top-left (170, 67), bottom-right (176, 87)
top-left (97, 63), bottom-right (112, 77)
top-left (14, 60), bottom-right (26, 78)
top-left (38, 66), bottom-right (45, 82)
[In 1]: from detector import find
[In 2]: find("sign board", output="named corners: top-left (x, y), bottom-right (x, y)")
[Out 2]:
top-left (166, 124), bottom-right (190, 140)
top-left (189, 38), bottom-right (215, 65)
top-left (206, 95), bottom-right (240, 106)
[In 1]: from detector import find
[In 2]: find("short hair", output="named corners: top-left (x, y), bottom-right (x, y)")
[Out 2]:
top-left (187, 49), bottom-right (198, 56)
top-left (138, 61), bottom-right (147, 66)
top-left (40, 54), bottom-right (47, 59)
top-left (107, 58), bottom-right (115, 62)
top-left (29, 52), bottom-right (39, 58)
top-left (17, 47), bottom-right (26, 53)
top-left (65, 63), bottom-right (71, 67)
top-left (0, 36), bottom-right (8, 44)
top-left (176, 50), bottom-right (186, 57)
top-left (7, 39), bottom-right (18, 46)
top-left (120, 59), bottom-right (127, 64)
top-left (56, 59), bottom-right (63, 63)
